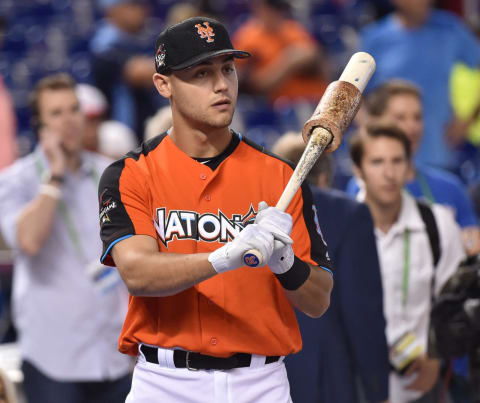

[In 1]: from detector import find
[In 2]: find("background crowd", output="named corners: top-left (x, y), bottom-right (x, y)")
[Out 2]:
top-left (0, 0), bottom-right (479, 402)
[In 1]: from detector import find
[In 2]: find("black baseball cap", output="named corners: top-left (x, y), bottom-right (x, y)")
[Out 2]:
top-left (154, 17), bottom-right (250, 74)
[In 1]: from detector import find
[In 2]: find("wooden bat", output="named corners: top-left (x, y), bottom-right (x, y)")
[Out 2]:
top-left (243, 52), bottom-right (376, 267)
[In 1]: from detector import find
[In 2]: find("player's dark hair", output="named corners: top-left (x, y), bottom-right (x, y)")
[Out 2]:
top-left (349, 121), bottom-right (412, 167)
top-left (29, 73), bottom-right (77, 132)
top-left (365, 79), bottom-right (422, 117)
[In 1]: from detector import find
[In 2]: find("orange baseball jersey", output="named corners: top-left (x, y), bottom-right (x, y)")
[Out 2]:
top-left (98, 131), bottom-right (333, 358)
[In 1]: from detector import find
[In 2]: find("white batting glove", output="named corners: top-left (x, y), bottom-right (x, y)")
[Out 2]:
top-left (255, 201), bottom-right (293, 244)
top-left (255, 202), bottom-right (294, 274)
top-left (268, 240), bottom-right (295, 274)
top-left (208, 224), bottom-right (274, 274)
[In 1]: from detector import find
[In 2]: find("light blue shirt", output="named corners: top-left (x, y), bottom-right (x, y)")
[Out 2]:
top-left (360, 10), bottom-right (480, 169)
top-left (0, 149), bottom-right (131, 381)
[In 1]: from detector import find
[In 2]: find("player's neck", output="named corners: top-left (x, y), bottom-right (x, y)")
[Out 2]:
top-left (366, 195), bottom-right (402, 234)
top-left (169, 123), bottom-right (232, 159)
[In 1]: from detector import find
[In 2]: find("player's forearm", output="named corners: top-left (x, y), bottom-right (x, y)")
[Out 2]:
top-left (285, 264), bottom-right (333, 318)
top-left (16, 194), bottom-right (60, 255)
top-left (113, 248), bottom-right (217, 297)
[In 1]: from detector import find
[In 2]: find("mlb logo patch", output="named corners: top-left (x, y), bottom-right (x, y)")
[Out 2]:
top-left (155, 44), bottom-right (166, 69)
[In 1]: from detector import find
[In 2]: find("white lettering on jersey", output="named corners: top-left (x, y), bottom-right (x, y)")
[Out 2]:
top-left (165, 211), bottom-right (185, 239)
top-left (154, 204), bottom-right (257, 246)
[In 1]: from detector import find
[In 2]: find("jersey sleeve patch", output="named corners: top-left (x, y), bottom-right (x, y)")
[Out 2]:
top-left (98, 159), bottom-right (155, 266)
top-left (98, 160), bottom-right (136, 266)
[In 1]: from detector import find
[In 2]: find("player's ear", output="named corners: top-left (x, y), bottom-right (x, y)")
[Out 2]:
top-left (153, 73), bottom-right (172, 99)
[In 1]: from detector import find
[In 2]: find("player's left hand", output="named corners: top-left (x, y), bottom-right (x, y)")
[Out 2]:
top-left (255, 202), bottom-right (294, 274)
top-left (255, 201), bottom-right (292, 244)
top-left (267, 239), bottom-right (294, 274)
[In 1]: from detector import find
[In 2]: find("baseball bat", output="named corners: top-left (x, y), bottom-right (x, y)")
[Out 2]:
top-left (243, 52), bottom-right (376, 268)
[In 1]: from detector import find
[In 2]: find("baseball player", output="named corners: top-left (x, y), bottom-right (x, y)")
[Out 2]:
top-left (98, 17), bottom-right (333, 402)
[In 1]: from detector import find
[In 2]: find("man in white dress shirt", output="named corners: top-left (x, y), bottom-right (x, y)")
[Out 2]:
top-left (0, 74), bottom-right (131, 403)
top-left (350, 121), bottom-right (466, 403)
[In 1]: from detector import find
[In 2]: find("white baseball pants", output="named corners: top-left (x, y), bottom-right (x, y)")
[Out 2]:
top-left (125, 346), bottom-right (293, 403)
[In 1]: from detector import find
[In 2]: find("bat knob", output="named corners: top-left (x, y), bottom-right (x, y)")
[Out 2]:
top-left (243, 249), bottom-right (263, 267)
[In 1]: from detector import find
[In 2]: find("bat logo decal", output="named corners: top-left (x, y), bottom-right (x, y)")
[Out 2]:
top-left (243, 253), bottom-right (259, 267)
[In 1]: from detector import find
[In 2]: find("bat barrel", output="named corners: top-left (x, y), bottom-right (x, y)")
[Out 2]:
top-left (301, 51), bottom-right (375, 149)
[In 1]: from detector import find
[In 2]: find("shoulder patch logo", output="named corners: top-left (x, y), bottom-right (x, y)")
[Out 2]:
top-left (100, 199), bottom-right (117, 226)
top-left (195, 22), bottom-right (215, 43)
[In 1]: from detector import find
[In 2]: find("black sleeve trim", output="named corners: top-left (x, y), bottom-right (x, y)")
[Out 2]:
top-left (125, 131), bottom-right (168, 161)
top-left (301, 182), bottom-right (334, 272)
top-left (98, 158), bottom-right (136, 266)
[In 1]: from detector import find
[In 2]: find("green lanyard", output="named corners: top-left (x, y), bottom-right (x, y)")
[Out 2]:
top-left (416, 171), bottom-right (435, 204)
top-left (401, 229), bottom-right (411, 308)
top-left (34, 155), bottom-right (99, 263)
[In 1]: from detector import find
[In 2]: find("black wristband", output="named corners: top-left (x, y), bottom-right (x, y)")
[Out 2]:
top-left (274, 256), bottom-right (311, 291)
top-left (48, 174), bottom-right (65, 184)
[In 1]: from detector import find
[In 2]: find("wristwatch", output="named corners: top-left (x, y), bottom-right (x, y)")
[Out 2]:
top-left (42, 171), bottom-right (65, 185)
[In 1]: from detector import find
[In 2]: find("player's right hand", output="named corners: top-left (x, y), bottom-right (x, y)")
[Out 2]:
top-left (208, 224), bottom-right (275, 274)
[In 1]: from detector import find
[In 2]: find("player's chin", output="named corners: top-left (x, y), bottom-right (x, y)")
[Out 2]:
top-left (208, 114), bottom-right (234, 128)
top-left (211, 106), bottom-right (233, 118)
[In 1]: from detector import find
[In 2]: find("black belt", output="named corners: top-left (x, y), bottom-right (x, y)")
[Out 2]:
top-left (140, 345), bottom-right (280, 371)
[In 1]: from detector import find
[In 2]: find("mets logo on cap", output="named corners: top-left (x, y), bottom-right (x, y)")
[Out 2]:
top-left (195, 21), bottom-right (215, 43)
